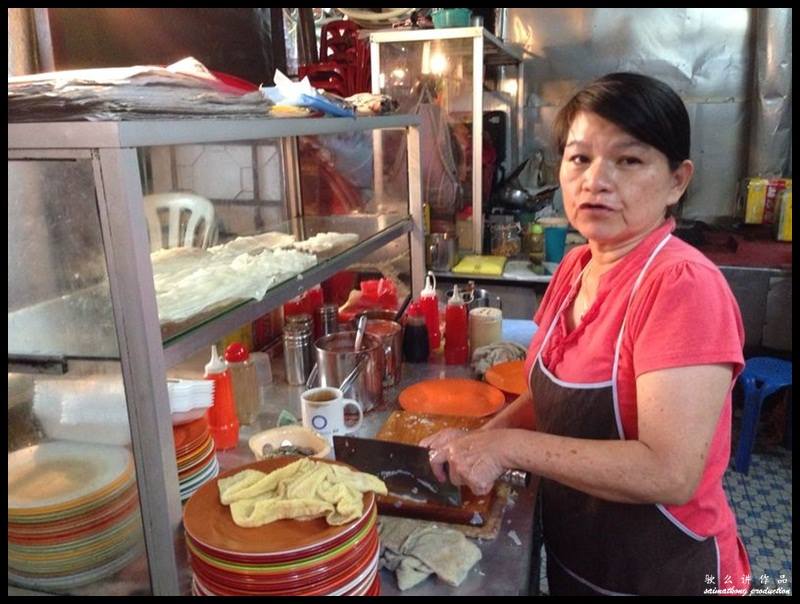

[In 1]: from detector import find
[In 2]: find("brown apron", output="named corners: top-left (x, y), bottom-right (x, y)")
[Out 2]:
top-left (530, 234), bottom-right (719, 595)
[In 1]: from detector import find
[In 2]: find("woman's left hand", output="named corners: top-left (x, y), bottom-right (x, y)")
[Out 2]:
top-left (428, 430), bottom-right (510, 496)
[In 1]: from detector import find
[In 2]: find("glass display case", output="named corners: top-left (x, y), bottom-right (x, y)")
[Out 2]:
top-left (369, 26), bottom-right (524, 254)
top-left (8, 114), bottom-right (423, 595)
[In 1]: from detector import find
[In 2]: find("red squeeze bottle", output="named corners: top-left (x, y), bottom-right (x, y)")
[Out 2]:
top-left (419, 271), bottom-right (441, 350)
top-left (444, 284), bottom-right (469, 365)
top-left (204, 345), bottom-right (239, 450)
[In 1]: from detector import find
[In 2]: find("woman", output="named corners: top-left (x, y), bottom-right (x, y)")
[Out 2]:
top-left (421, 73), bottom-right (750, 596)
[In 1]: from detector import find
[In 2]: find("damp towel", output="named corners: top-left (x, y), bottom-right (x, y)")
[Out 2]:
top-left (470, 341), bottom-right (528, 377)
top-left (379, 516), bottom-right (482, 591)
top-left (217, 458), bottom-right (387, 527)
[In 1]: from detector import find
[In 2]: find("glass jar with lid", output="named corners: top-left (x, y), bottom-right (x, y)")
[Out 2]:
top-left (490, 222), bottom-right (522, 257)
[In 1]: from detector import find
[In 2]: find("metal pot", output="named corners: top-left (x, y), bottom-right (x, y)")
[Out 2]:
top-left (311, 332), bottom-right (384, 412)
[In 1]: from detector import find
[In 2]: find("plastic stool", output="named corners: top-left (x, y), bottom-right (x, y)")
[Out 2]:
top-left (733, 357), bottom-right (792, 473)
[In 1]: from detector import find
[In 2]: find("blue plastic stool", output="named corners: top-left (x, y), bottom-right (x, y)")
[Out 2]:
top-left (734, 357), bottom-right (792, 474)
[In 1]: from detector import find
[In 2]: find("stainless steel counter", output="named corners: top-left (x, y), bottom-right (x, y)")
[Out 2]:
top-left (214, 319), bottom-right (540, 596)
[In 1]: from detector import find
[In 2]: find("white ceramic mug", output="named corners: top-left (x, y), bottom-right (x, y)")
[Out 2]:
top-left (300, 386), bottom-right (363, 445)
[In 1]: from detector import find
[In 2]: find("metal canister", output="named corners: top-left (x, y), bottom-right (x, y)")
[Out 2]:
top-left (365, 319), bottom-right (403, 387)
top-left (283, 321), bottom-right (313, 386)
top-left (316, 303), bottom-right (339, 338)
top-left (285, 313), bottom-right (313, 333)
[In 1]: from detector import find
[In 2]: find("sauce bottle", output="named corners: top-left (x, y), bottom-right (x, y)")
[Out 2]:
top-left (444, 284), bottom-right (469, 365)
top-left (419, 271), bottom-right (442, 351)
top-left (204, 345), bottom-right (239, 450)
top-left (224, 342), bottom-right (259, 426)
top-left (402, 301), bottom-right (430, 363)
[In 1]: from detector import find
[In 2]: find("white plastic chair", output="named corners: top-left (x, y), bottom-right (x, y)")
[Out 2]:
top-left (144, 192), bottom-right (218, 251)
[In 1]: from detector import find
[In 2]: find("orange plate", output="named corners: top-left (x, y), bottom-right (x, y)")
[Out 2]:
top-left (398, 378), bottom-right (505, 417)
top-left (183, 457), bottom-right (374, 556)
top-left (484, 360), bottom-right (527, 396)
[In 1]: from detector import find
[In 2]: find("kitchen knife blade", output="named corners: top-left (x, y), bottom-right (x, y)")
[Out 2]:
top-left (333, 435), bottom-right (463, 507)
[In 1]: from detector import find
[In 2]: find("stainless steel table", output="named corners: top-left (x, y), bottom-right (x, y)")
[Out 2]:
top-left (215, 320), bottom-right (541, 596)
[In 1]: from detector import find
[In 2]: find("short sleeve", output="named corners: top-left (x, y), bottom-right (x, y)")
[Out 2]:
top-left (628, 260), bottom-right (745, 378)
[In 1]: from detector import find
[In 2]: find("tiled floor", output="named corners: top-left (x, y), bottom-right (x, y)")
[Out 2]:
top-left (534, 403), bottom-right (793, 596)
top-left (724, 440), bottom-right (793, 595)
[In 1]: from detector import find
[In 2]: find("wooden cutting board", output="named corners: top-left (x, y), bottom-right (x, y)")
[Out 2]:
top-left (375, 410), bottom-right (495, 525)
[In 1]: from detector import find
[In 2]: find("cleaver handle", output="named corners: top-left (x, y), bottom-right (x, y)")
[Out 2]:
top-left (500, 469), bottom-right (531, 488)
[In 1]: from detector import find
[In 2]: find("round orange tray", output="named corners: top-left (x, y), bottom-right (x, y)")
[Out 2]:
top-left (484, 360), bottom-right (527, 396)
top-left (398, 378), bottom-right (505, 417)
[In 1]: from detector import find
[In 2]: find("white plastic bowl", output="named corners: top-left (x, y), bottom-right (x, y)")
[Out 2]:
top-left (248, 425), bottom-right (331, 460)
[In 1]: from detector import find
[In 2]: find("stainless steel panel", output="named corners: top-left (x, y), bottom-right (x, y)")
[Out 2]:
top-left (719, 267), bottom-right (771, 349)
top-left (505, 8), bottom-right (792, 222)
top-left (747, 8), bottom-right (793, 178)
top-left (762, 276), bottom-right (792, 351)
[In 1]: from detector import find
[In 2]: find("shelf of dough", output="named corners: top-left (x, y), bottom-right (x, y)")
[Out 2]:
top-left (8, 213), bottom-right (412, 369)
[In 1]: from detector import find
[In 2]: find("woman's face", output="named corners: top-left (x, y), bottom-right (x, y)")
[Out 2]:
top-left (559, 111), bottom-right (693, 248)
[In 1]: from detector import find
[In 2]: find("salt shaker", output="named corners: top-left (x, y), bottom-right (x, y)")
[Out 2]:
top-left (283, 321), bottom-right (313, 386)
top-left (316, 303), bottom-right (339, 338)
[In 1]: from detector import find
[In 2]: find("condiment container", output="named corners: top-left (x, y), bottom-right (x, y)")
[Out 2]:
top-left (469, 307), bottom-right (503, 352)
top-left (444, 284), bottom-right (469, 365)
top-left (204, 345), bottom-right (239, 450)
top-left (224, 342), bottom-right (260, 426)
top-left (402, 301), bottom-right (430, 363)
top-left (419, 271), bottom-right (442, 350)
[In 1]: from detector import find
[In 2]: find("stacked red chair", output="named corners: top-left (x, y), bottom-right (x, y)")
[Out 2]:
top-left (299, 20), bottom-right (371, 96)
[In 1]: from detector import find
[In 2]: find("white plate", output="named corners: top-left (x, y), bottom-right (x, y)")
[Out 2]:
top-left (171, 405), bottom-right (212, 426)
top-left (8, 441), bottom-right (133, 511)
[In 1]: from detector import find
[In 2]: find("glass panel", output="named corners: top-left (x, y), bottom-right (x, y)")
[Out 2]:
top-left (139, 130), bottom-right (411, 345)
top-left (377, 39), bottom-right (476, 227)
top-left (8, 159), bottom-right (153, 594)
top-left (7, 160), bottom-right (119, 360)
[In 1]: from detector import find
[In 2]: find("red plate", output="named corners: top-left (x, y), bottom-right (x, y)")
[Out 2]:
top-left (190, 529), bottom-right (378, 594)
top-left (399, 378), bottom-right (505, 417)
top-left (186, 514), bottom-right (376, 580)
top-left (186, 502), bottom-right (375, 565)
top-left (191, 537), bottom-right (379, 596)
top-left (183, 457), bottom-right (376, 558)
top-left (173, 417), bottom-right (210, 454)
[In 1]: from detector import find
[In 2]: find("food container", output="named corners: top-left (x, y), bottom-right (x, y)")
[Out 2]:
top-left (490, 223), bottom-right (522, 257)
top-left (249, 425), bottom-right (331, 460)
top-left (427, 232), bottom-right (459, 271)
top-left (365, 319), bottom-right (403, 387)
top-left (312, 332), bottom-right (384, 412)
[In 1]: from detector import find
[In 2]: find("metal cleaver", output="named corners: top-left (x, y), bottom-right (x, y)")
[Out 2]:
top-left (333, 435), bottom-right (463, 507)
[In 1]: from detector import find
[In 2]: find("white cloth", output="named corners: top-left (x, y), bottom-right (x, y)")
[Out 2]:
top-left (379, 516), bottom-right (482, 591)
top-left (470, 341), bottom-right (528, 377)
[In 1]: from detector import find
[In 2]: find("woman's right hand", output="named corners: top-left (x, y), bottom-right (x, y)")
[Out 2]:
top-left (419, 428), bottom-right (466, 452)
top-left (420, 428), bottom-right (468, 484)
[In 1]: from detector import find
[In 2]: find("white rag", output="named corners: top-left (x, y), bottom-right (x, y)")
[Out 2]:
top-left (470, 341), bottom-right (528, 377)
top-left (379, 516), bottom-right (482, 591)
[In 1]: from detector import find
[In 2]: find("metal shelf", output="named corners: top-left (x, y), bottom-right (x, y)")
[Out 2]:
top-left (7, 114), bottom-right (420, 150)
top-left (8, 214), bottom-right (414, 369)
top-left (162, 214), bottom-right (413, 367)
top-left (367, 26), bottom-right (524, 65)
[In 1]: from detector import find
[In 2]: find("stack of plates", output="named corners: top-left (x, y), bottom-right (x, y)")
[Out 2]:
top-left (174, 417), bottom-right (219, 503)
top-left (183, 457), bottom-right (381, 596)
top-left (168, 378), bottom-right (214, 425)
top-left (8, 441), bottom-right (144, 591)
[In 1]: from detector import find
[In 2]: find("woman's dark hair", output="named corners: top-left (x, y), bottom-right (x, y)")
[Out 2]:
top-left (553, 72), bottom-right (691, 215)
top-left (553, 72), bottom-right (690, 168)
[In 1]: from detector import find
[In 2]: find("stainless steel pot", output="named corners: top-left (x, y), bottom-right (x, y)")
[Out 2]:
top-left (310, 332), bottom-right (384, 412)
